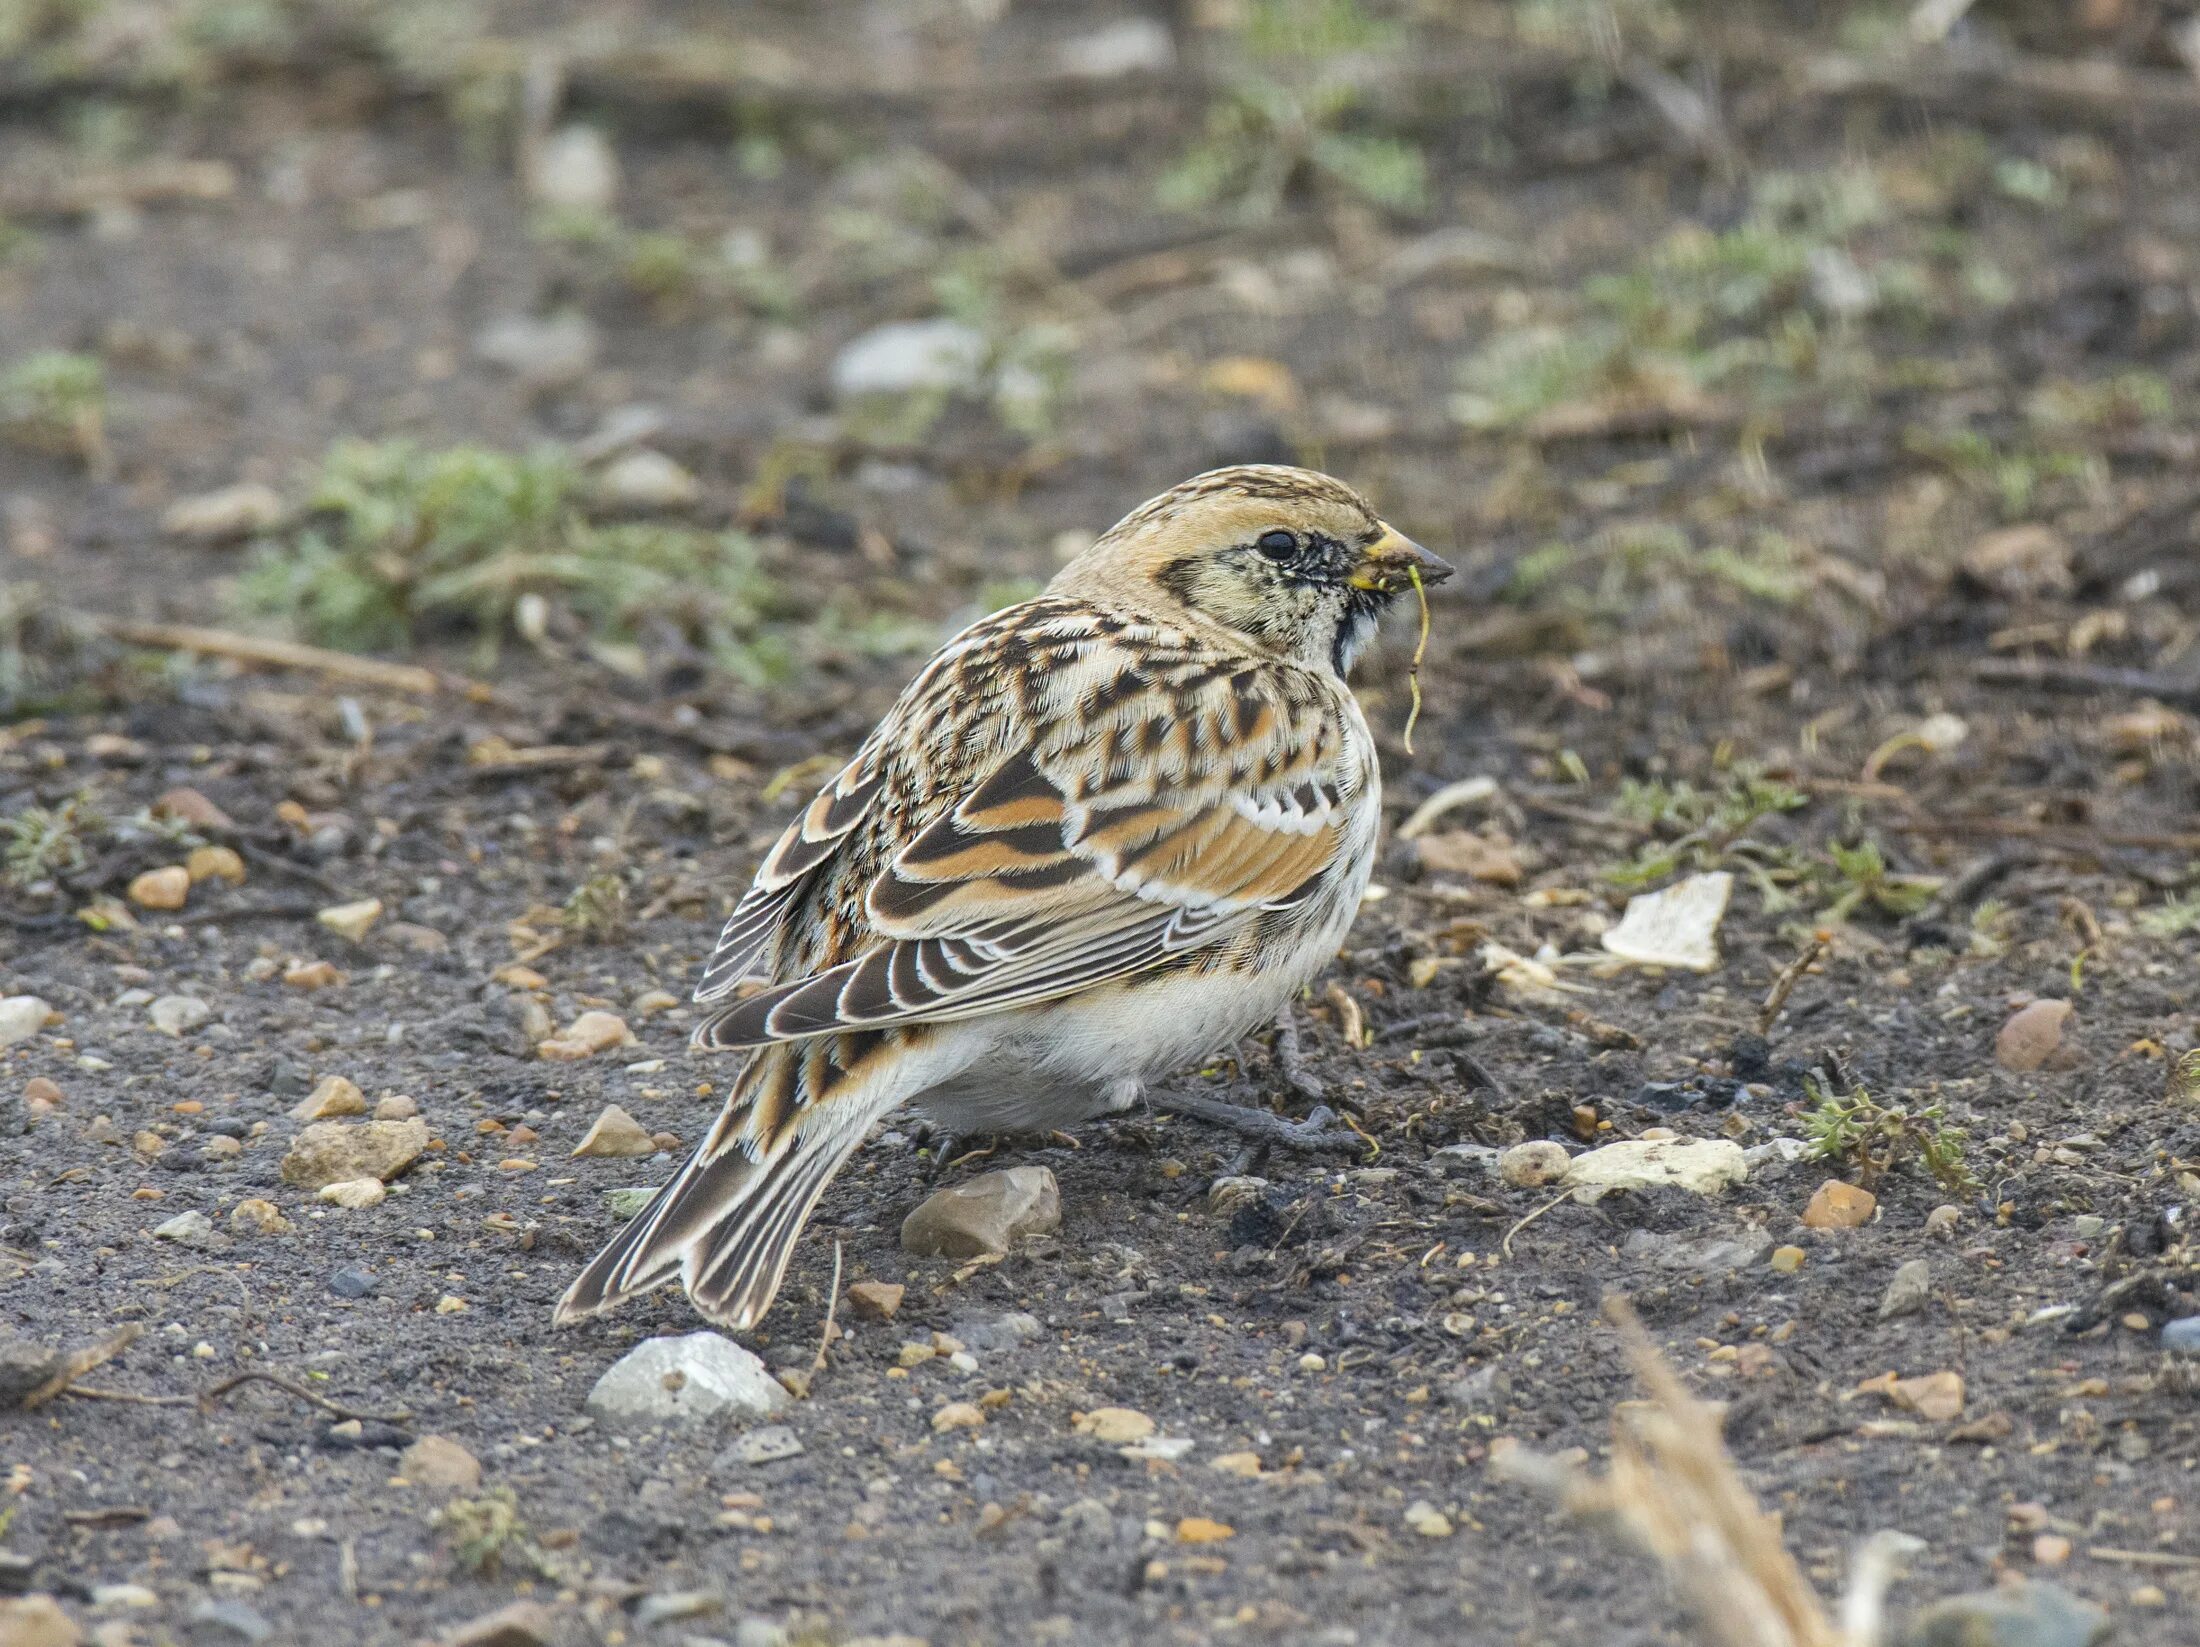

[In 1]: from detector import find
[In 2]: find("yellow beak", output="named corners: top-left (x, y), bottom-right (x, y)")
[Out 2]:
top-left (1348, 524), bottom-right (1454, 593)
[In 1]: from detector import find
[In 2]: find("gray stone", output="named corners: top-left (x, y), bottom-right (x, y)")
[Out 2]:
top-left (1878, 1258), bottom-right (1933, 1321)
top-left (1901, 1582), bottom-right (2109, 1647)
top-left (902, 1167), bottom-right (1060, 1259)
top-left (586, 1332), bottom-right (790, 1429)
top-left (328, 1266), bottom-right (377, 1298)
top-left (733, 1622), bottom-right (791, 1647)
top-left (0, 996), bottom-right (52, 1047)
top-left (2164, 1315), bottom-right (2200, 1356)
top-left (952, 1311), bottom-right (1042, 1351)
top-left (722, 1424), bottom-right (804, 1466)
top-left (830, 319), bottom-right (986, 400)
top-left (189, 1597), bottom-right (274, 1643)
top-left (1620, 1228), bottom-right (1772, 1274)
top-left (151, 1210), bottom-right (215, 1246)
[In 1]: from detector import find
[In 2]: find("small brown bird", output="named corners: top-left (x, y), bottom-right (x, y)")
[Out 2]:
top-left (557, 465), bottom-right (1450, 1330)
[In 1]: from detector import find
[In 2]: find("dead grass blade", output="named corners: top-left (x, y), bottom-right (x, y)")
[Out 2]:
top-left (1491, 1297), bottom-right (1919, 1647)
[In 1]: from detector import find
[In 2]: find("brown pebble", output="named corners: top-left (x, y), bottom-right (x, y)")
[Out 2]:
top-left (1801, 1180), bottom-right (1877, 1230)
top-left (847, 1281), bottom-right (905, 1320)
top-left (1996, 998), bottom-right (2074, 1072)
top-left (128, 865), bottom-right (191, 911)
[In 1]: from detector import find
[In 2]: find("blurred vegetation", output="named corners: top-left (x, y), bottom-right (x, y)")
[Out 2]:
top-left (1162, 0), bottom-right (1427, 218)
top-left (237, 442), bottom-right (791, 682)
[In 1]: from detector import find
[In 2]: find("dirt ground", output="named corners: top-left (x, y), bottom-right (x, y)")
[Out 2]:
top-left (4, 3), bottom-right (2199, 1644)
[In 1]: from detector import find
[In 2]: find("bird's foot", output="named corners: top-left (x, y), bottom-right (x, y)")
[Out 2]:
top-left (1149, 1090), bottom-right (1362, 1154)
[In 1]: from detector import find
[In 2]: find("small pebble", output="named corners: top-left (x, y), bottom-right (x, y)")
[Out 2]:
top-left (1770, 1245), bottom-right (1806, 1273)
top-left (931, 1401), bottom-right (985, 1433)
top-left (1801, 1180), bottom-right (1876, 1229)
top-left (129, 865), bottom-right (191, 910)
top-left (328, 1265), bottom-right (378, 1298)
top-left (149, 995), bottom-right (210, 1036)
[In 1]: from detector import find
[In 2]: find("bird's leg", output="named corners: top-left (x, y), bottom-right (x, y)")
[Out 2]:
top-left (912, 1122), bottom-right (962, 1179)
top-left (1147, 1089), bottom-right (1360, 1154)
top-left (1270, 1006), bottom-right (1329, 1109)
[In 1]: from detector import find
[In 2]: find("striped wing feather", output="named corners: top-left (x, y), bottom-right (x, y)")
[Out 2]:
top-left (694, 688), bottom-right (1347, 1052)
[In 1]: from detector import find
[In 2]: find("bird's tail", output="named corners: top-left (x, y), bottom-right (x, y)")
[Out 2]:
top-left (554, 1034), bottom-right (902, 1330)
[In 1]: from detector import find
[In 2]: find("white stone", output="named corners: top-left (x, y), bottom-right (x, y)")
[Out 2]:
top-left (0, 995), bottom-right (51, 1047)
top-left (1562, 1136), bottom-right (1748, 1203)
top-left (526, 124), bottom-right (621, 213)
top-left (1601, 871), bottom-right (1733, 972)
top-left (149, 995), bottom-right (211, 1036)
top-left (830, 319), bottom-right (986, 400)
top-left (1055, 17), bottom-right (1176, 77)
top-left (596, 448), bottom-right (700, 510)
top-left (586, 1332), bottom-right (791, 1429)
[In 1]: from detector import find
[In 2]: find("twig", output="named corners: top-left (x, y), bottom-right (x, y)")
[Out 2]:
top-left (62, 1369), bottom-right (410, 1423)
top-left (1973, 656), bottom-right (2200, 709)
top-left (1883, 814), bottom-right (2200, 854)
top-left (1501, 1189), bottom-right (1573, 1260)
top-left (13, 1324), bottom-right (141, 1409)
top-left (77, 614), bottom-right (491, 700)
top-left (813, 1239), bottom-right (844, 1375)
top-left (1758, 930), bottom-right (1831, 1034)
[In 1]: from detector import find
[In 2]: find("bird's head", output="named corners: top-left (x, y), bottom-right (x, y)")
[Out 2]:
top-left (1052, 465), bottom-right (1452, 675)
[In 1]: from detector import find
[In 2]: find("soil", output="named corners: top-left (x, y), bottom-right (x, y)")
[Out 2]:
top-left (3, 5), bottom-right (2199, 1645)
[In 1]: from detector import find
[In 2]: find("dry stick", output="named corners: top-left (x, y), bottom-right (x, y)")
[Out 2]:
top-left (1758, 930), bottom-right (1831, 1034)
top-left (79, 615), bottom-right (491, 700)
top-left (63, 1368), bottom-right (410, 1424)
top-left (18, 1324), bottom-right (141, 1409)
top-left (1501, 1190), bottom-right (1573, 1261)
top-left (1973, 656), bottom-right (2200, 709)
top-left (1886, 814), bottom-right (2200, 855)
top-left (813, 1239), bottom-right (845, 1375)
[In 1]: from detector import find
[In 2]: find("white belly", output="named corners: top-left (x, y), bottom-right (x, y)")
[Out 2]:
top-left (907, 851), bottom-right (1372, 1134)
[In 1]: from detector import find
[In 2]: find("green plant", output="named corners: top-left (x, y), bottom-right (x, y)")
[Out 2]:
top-left (1803, 1073), bottom-right (1975, 1194)
top-left (561, 870), bottom-right (629, 942)
top-left (1605, 768), bottom-right (1809, 888)
top-left (1820, 837), bottom-right (1940, 921)
top-left (1159, 0), bottom-right (1426, 219)
top-left (2137, 893), bottom-right (2200, 940)
top-left (238, 441), bottom-right (787, 680)
top-left (434, 1489), bottom-right (558, 1580)
top-left (2, 792), bottom-right (104, 891)
top-left (0, 349), bottom-right (107, 469)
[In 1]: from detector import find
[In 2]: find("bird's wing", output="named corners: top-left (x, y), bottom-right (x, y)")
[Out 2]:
top-left (692, 757), bottom-right (884, 1003)
top-left (694, 643), bottom-right (1359, 1050)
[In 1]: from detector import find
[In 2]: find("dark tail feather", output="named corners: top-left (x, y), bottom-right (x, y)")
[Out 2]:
top-left (685, 1126), bottom-right (867, 1328)
top-left (554, 1042), bottom-right (875, 1331)
top-left (552, 1140), bottom-right (762, 1325)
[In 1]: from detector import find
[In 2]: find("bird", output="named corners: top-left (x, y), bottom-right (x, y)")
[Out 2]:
top-left (556, 464), bottom-right (1452, 1331)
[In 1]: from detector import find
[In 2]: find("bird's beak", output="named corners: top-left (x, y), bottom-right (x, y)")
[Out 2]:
top-left (1348, 523), bottom-right (1454, 593)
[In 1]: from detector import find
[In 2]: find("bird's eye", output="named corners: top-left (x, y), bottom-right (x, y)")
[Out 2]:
top-left (1255, 529), bottom-right (1299, 562)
